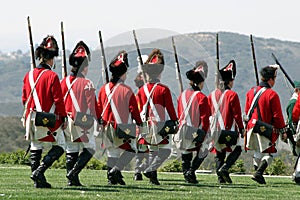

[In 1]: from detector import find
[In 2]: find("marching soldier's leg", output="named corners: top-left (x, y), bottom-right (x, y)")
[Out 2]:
top-left (31, 145), bottom-right (64, 188)
top-left (181, 152), bottom-right (192, 182)
top-left (218, 146), bottom-right (242, 183)
top-left (134, 152), bottom-right (146, 181)
top-left (106, 147), bottom-right (120, 185)
top-left (67, 148), bottom-right (95, 186)
top-left (109, 150), bottom-right (135, 185)
top-left (215, 150), bottom-right (226, 184)
top-left (252, 154), bottom-right (272, 184)
top-left (65, 141), bottom-right (80, 186)
top-left (144, 148), bottom-right (171, 185)
top-left (186, 151), bottom-right (207, 184)
top-left (293, 154), bottom-right (300, 184)
top-left (30, 149), bottom-right (42, 188)
top-left (66, 152), bottom-right (79, 186)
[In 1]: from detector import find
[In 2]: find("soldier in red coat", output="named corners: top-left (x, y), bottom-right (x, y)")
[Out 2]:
top-left (97, 51), bottom-right (143, 185)
top-left (245, 65), bottom-right (287, 184)
top-left (176, 61), bottom-right (211, 183)
top-left (136, 49), bottom-right (178, 185)
top-left (22, 36), bottom-right (67, 188)
top-left (60, 41), bottom-right (99, 186)
top-left (208, 60), bottom-right (244, 184)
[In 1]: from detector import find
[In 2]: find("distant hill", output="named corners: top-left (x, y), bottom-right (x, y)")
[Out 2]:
top-left (1, 31), bottom-right (300, 117)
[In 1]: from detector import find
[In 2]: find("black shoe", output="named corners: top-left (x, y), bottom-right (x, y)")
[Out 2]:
top-left (218, 168), bottom-right (232, 184)
top-left (149, 177), bottom-right (160, 185)
top-left (31, 171), bottom-right (51, 188)
top-left (143, 171), bottom-right (152, 179)
top-left (251, 174), bottom-right (266, 184)
top-left (134, 173), bottom-right (143, 181)
top-left (184, 171), bottom-right (198, 184)
top-left (294, 177), bottom-right (300, 185)
top-left (217, 175), bottom-right (226, 184)
top-left (115, 170), bottom-right (126, 185)
top-left (144, 171), bottom-right (160, 185)
top-left (67, 174), bottom-right (83, 186)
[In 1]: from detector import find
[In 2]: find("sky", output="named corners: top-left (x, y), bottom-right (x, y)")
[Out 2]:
top-left (1, 0), bottom-right (300, 52)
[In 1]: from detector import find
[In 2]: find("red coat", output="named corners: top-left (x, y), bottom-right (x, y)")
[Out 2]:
top-left (97, 81), bottom-right (142, 127)
top-left (208, 89), bottom-right (244, 131)
top-left (136, 82), bottom-right (177, 121)
top-left (61, 74), bottom-right (100, 120)
top-left (22, 64), bottom-right (67, 132)
top-left (292, 94), bottom-right (300, 122)
top-left (245, 84), bottom-right (285, 153)
top-left (177, 88), bottom-right (210, 133)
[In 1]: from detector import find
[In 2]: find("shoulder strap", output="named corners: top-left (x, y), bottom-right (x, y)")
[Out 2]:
top-left (28, 69), bottom-right (48, 112)
top-left (141, 83), bottom-right (159, 121)
top-left (66, 76), bottom-right (80, 112)
top-left (143, 83), bottom-right (160, 121)
top-left (179, 90), bottom-right (200, 126)
top-left (211, 90), bottom-right (228, 130)
top-left (246, 87), bottom-right (267, 120)
top-left (102, 83), bottom-right (121, 122)
top-left (64, 76), bottom-right (78, 100)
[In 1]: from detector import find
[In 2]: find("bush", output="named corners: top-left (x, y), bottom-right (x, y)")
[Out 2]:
top-left (265, 158), bottom-right (286, 175)
top-left (0, 150), bottom-right (30, 165)
top-left (229, 159), bottom-right (246, 174)
top-left (159, 159), bottom-right (182, 172)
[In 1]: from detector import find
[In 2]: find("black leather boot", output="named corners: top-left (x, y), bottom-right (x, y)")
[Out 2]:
top-left (66, 152), bottom-right (79, 186)
top-left (185, 154), bottom-right (206, 184)
top-left (107, 157), bottom-right (118, 185)
top-left (67, 148), bottom-right (94, 186)
top-left (31, 145), bottom-right (64, 188)
top-left (218, 146), bottom-right (242, 184)
top-left (215, 151), bottom-right (226, 184)
top-left (252, 160), bottom-right (268, 184)
top-left (181, 153), bottom-right (192, 182)
top-left (30, 149), bottom-right (42, 188)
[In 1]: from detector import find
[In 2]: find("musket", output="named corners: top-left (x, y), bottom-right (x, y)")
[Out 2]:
top-left (27, 16), bottom-right (36, 69)
top-left (215, 33), bottom-right (220, 89)
top-left (171, 36), bottom-right (183, 93)
top-left (250, 35), bottom-right (259, 86)
top-left (271, 53), bottom-right (295, 88)
top-left (60, 22), bottom-right (67, 78)
top-left (133, 30), bottom-right (147, 84)
top-left (99, 31), bottom-right (109, 83)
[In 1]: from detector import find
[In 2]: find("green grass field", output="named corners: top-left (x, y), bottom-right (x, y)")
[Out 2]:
top-left (0, 164), bottom-right (299, 200)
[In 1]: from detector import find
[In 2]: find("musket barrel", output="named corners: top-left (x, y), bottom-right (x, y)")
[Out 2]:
top-left (133, 30), bottom-right (147, 84)
top-left (272, 53), bottom-right (295, 88)
top-left (61, 21), bottom-right (67, 77)
top-left (250, 34), bottom-right (259, 86)
top-left (171, 36), bottom-right (183, 92)
top-left (99, 31), bottom-right (109, 83)
top-left (215, 33), bottom-right (220, 89)
top-left (27, 16), bottom-right (36, 69)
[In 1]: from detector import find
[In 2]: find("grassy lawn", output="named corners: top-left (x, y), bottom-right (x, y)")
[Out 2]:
top-left (0, 165), bottom-right (299, 200)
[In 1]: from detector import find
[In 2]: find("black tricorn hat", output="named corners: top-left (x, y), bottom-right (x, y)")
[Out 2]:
top-left (109, 50), bottom-right (128, 77)
top-left (186, 61), bottom-right (208, 84)
top-left (35, 35), bottom-right (59, 60)
top-left (142, 49), bottom-right (164, 77)
top-left (69, 41), bottom-right (90, 68)
top-left (219, 60), bottom-right (236, 82)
